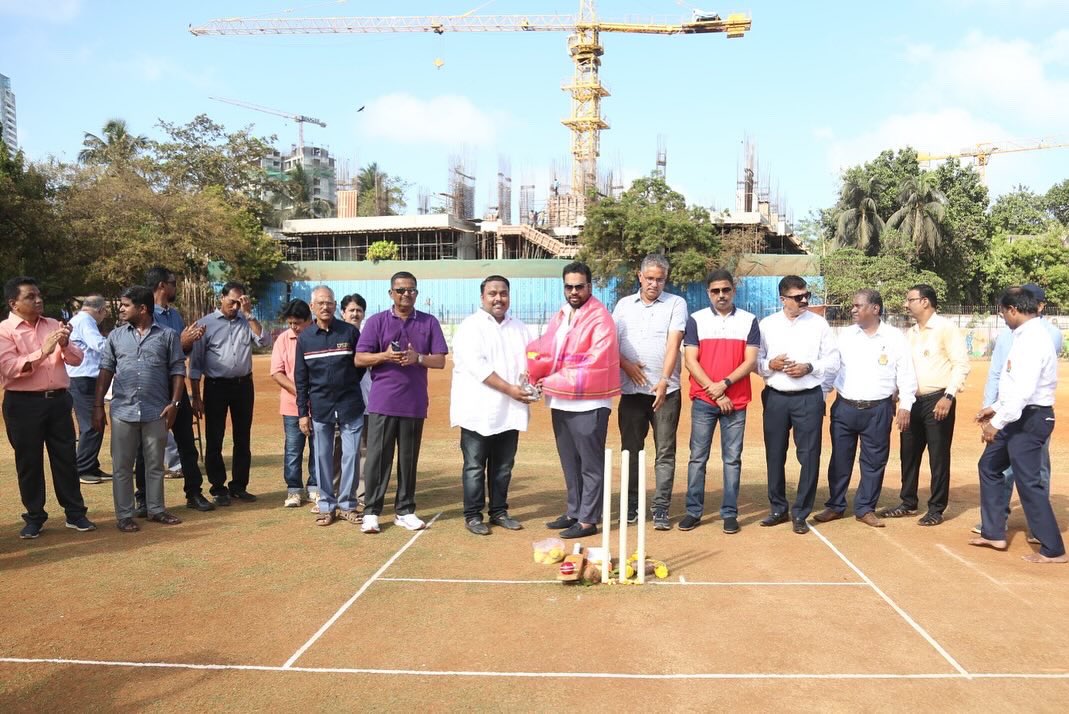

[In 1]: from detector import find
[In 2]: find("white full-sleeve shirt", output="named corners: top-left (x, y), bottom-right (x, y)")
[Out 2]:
top-left (990, 316), bottom-right (1058, 431)
top-left (758, 309), bottom-right (840, 392)
top-left (833, 321), bottom-right (917, 411)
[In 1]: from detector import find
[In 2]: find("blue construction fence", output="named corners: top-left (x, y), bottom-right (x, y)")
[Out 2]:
top-left (253, 275), bottom-right (825, 329)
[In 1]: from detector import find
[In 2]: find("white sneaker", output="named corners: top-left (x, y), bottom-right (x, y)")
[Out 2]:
top-left (393, 513), bottom-right (426, 531)
top-left (306, 489), bottom-right (318, 504)
top-left (361, 514), bottom-right (380, 534)
top-left (284, 493), bottom-right (301, 508)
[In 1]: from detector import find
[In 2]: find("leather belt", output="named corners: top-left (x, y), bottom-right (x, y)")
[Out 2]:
top-left (838, 396), bottom-right (891, 410)
top-left (206, 373), bottom-right (253, 384)
top-left (7, 388), bottom-right (68, 399)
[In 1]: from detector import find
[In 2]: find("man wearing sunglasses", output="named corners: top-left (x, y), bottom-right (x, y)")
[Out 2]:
top-left (356, 271), bottom-right (448, 533)
top-left (527, 262), bottom-right (621, 539)
top-left (680, 270), bottom-right (759, 534)
top-left (757, 275), bottom-right (839, 534)
top-left (879, 284), bottom-right (969, 526)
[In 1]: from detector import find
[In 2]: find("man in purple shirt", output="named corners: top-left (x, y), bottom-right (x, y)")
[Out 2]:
top-left (356, 271), bottom-right (448, 533)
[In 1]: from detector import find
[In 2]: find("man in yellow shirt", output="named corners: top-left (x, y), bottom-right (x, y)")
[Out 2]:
top-left (879, 284), bottom-right (970, 526)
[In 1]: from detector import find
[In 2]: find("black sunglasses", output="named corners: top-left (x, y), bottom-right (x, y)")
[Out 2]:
top-left (392, 287), bottom-right (418, 295)
top-left (708, 287), bottom-right (733, 295)
top-left (564, 283), bottom-right (588, 292)
top-left (782, 292), bottom-right (811, 303)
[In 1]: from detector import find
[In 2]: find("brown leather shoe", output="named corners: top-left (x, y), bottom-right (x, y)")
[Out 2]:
top-left (812, 508), bottom-right (844, 523)
top-left (856, 511), bottom-right (885, 528)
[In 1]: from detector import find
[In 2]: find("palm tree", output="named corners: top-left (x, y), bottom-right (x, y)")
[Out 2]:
top-left (78, 119), bottom-right (149, 167)
top-left (887, 174), bottom-right (947, 256)
top-left (834, 172), bottom-right (884, 254)
top-left (272, 164), bottom-right (333, 222)
top-left (357, 162), bottom-right (405, 216)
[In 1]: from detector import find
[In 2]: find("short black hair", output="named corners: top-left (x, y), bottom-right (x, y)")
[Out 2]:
top-left (121, 285), bottom-right (155, 312)
top-left (144, 266), bottom-right (173, 291)
top-left (705, 269), bottom-right (734, 286)
top-left (910, 284), bottom-right (938, 309)
top-left (221, 281), bottom-right (246, 297)
top-left (480, 275), bottom-right (510, 294)
top-left (562, 261), bottom-right (592, 283)
top-left (4, 276), bottom-right (39, 304)
top-left (341, 293), bottom-right (367, 312)
top-left (999, 287), bottom-right (1039, 315)
top-left (855, 288), bottom-right (884, 316)
top-left (778, 275), bottom-right (807, 296)
top-left (280, 298), bottom-right (311, 321)
top-left (390, 271), bottom-right (417, 287)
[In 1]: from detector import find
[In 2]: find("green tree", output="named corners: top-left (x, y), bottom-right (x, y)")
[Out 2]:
top-left (357, 162), bottom-right (408, 216)
top-left (887, 173), bottom-right (947, 257)
top-left (272, 164), bottom-right (334, 221)
top-left (979, 231), bottom-right (1069, 307)
top-left (78, 118), bottom-right (149, 169)
top-left (833, 169), bottom-right (884, 254)
top-left (366, 239), bottom-right (399, 262)
top-left (929, 158), bottom-right (990, 302)
top-left (821, 245), bottom-right (946, 315)
top-left (990, 185), bottom-right (1051, 235)
top-left (577, 175), bottom-right (720, 286)
top-left (1044, 178), bottom-right (1069, 226)
top-left (854, 148), bottom-right (921, 220)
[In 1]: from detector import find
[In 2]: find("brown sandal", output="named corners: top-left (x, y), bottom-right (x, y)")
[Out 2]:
top-left (315, 512), bottom-right (335, 526)
top-left (116, 518), bottom-right (140, 533)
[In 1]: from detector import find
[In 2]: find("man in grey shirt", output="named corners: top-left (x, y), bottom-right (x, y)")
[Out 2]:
top-left (612, 254), bottom-right (687, 530)
top-left (92, 286), bottom-right (187, 532)
top-left (189, 281), bottom-right (266, 504)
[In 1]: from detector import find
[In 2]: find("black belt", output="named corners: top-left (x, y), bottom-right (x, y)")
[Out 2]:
top-left (1023, 404), bottom-right (1052, 411)
top-left (6, 388), bottom-right (68, 399)
top-left (767, 386), bottom-right (821, 397)
top-left (206, 374), bottom-right (253, 384)
top-left (838, 396), bottom-right (891, 410)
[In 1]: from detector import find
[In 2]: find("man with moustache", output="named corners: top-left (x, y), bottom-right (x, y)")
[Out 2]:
top-left (0, 276), bottom-right (94, 539)
top-left (451, 276), bottom-right (536, 535)
top-left (813, 289), bottom-right (916, 528)
top-left (757, 275), bottom-right (839, 535)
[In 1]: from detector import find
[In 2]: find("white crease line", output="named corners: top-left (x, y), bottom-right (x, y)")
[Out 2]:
top-left (935, 544), bottom-right (1033, 606)
top-left (378, 577), bottom-right (868, 587)
top-left (282, 512), bottom-right (442, 669)
top-left (811, 525), bottom-right (970, 678)
top-left (9, 657), bottom-right (1054, 679)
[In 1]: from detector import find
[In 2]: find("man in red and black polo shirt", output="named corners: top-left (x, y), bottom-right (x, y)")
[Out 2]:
top-left (679, 269), bottom-right (760, 534)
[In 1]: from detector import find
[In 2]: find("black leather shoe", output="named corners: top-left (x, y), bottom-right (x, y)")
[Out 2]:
top-left (212, 493), bottom-right (232, 507)
top-left (230, 491), bottom-right (258, 502)
top-left (759, 511), bottom-right (789, 527)
top-left (559, 523), bottom-right (598, 539)
top-left (134, 501), bottom-right (148, 519)
top-left (792, 518), bottom-right (810, 535)
top-left (186, 494), bottom-right (216, 512)
top-left (545, 515), bottom-right (577, 530)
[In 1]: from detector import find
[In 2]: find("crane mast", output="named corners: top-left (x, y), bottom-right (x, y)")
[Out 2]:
top-left (192, 2), bottom-right (751, 222)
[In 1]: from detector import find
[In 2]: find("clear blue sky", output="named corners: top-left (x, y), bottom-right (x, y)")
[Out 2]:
top-left (3, 0), bottom-right (1068, 222)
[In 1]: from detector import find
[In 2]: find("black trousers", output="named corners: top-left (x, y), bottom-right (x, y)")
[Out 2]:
top-left (203, 376), bottom-right (255, 494)
top-left (3, 390), bottom-right (88, 525)
top-left (762, 386), bottom-right (823, 520)
top-left (459, 427), bottom-right (519, 521)
top-left (136, 391), bottom-right (222, 500)
top-left (363, 413), bottom-right (424, 517)
top-left (898, 390), bottom-right (955, 514)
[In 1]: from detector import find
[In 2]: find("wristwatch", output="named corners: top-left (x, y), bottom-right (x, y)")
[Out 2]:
top-left (171, 401), bottom-right (181, 409)
top-left (417, 353), bottom-right (424, 366)
top-left (943, 393), bottom-right (955, 401)
top-left (723, 377), bottom-right (733, 387)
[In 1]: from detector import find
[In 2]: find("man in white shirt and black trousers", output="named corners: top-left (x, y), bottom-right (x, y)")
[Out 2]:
top-left (813, 289), bottom-right (916, 528)
top-left (971, 287), bottom-right (1065, 564)
top-left (757, 275), bottom-right (840, 534)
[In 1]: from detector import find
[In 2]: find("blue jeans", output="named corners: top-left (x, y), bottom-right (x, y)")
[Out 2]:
top-left (312, 415), bottom-right (361, 513)
top-left (685, 399), bottom-right (747, 519)
top-left (282, 415), bottom-right (316, 494)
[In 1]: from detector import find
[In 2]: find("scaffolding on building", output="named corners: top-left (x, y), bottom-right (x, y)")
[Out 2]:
top-left (449, 155), bottom-right (476, 220)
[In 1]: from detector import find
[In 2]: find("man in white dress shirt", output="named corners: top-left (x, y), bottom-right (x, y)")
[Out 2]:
top-left (757, 275), bottom-right (840, 534)
top-left (66, 295), bottom-right (110, 485)
top-left (450, 276), bottom-right (537, 535)
top-left (813, 290), bottom-right (916, 527)
top-left (970, 287), bottom-right (1064, 563)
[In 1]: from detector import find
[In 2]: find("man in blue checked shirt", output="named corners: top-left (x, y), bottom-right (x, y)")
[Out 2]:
top-left (66, 295), bottom-right (110, 485)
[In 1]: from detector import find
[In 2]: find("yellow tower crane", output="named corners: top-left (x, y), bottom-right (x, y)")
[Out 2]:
top-left (917, 140), bottom-right (1069, 181)
top-left (190, 2), bottom-right (750, 219)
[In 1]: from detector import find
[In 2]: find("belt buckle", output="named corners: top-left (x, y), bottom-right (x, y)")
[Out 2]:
top-left (43, 390), bottom-right (58, 399)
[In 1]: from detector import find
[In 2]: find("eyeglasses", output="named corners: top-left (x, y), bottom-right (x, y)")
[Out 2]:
top-left (564, 283), bottom-right (588, 292)
top-left (392, 288), bottom-right (418, 295)
top-left (782, 292), bottom-right (811, 303)
top-left (708, 287), bottom-right (733, 295)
